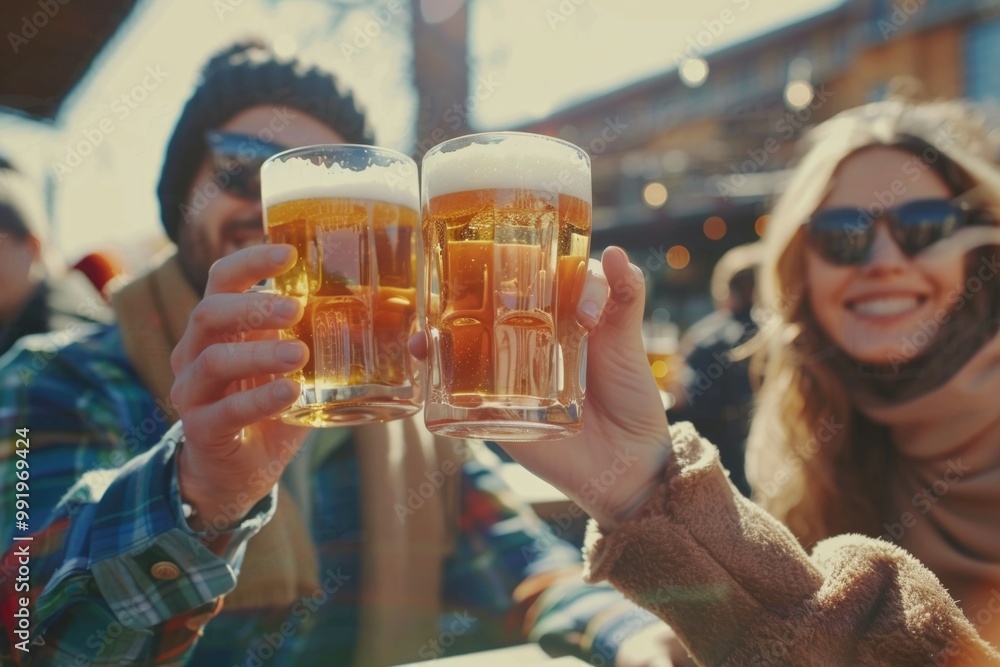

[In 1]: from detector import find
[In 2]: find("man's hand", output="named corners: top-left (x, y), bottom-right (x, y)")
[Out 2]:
top-left (410, 246), bottom-right (672, 532)
top-left (169, 244), bottom-right (310, 530)
top-left (616, 624), bottom-right (695, 667)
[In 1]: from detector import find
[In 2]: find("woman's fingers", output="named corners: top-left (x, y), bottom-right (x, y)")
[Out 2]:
top-left (576, 257), bottom-right (611, 328)
top-left (575, 246), bottom-right (646, 331)
top-left (599, 246), bottom-right (646, 331)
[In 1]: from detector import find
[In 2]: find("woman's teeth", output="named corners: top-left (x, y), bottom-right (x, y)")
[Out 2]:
top-left (850, 296), bottom-right (920, 317)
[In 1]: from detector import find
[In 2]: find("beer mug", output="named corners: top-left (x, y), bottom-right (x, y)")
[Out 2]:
top-left (421, 132), bottom-right (592, 440)
top-left (261, 145), bottom-right (421, 426)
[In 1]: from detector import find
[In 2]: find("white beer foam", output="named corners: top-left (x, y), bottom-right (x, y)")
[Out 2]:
top-left (262, 154), bottom-right (419, 210)
top-left (423, 135), bottom-right (592, 204)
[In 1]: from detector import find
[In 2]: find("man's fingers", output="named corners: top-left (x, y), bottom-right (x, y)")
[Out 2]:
top-left (204, 244), bottom-right (297, 297)
top-left (172, 291), bottom-right (303, 371)
top-left (173, 340), bottom-right (308, 406)
top-left (184, 377), bottom-right (301, 447)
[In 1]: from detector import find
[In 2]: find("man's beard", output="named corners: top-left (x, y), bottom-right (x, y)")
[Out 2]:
top-left (176, 225), bottom-right (214, 297)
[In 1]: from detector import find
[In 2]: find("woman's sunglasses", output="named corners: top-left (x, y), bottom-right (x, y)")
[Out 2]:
top-left (205, 131), bottom-right (288, 200)
top-left (805, 198), bottom-right (987, 266)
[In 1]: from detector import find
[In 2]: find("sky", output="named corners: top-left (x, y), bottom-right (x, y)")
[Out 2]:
top-left (0, 0), bottom-right (840, 262)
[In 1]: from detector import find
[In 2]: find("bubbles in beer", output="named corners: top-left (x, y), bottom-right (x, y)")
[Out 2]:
top-left (424, 188), bottom-right (590, 414)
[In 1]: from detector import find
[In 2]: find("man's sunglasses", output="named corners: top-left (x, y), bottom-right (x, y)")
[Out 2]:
top-left (205, 131), bottom-right (288, 200)
top-left (805, 198), bottom-right (988, 266)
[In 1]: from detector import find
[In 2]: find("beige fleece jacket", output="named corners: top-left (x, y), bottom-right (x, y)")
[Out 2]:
top-left (583, 423), bottom-right (1000, 667)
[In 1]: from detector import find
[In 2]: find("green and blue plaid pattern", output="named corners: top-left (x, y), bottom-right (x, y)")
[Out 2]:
top-left (0, 324), bottom-right (657, 666)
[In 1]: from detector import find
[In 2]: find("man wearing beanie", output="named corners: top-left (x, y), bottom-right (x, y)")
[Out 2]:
top-left (0, 164), bottom-right (111, 357)
top-left (0, 42), bottom-right (669, 667)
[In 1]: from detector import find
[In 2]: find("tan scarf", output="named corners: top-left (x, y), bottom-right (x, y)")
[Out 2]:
top-left (112, 251), bottom-right (465, 666)
top-left (854, 330), bottom-right (1000, 646)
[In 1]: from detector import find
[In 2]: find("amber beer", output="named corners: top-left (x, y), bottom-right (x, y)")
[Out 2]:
top-left (261, 146), bottom-right (421, 427)
top-left (422, 133), bottom-right (592, 440)
top-left (643, 322), bottom-right (680, 392)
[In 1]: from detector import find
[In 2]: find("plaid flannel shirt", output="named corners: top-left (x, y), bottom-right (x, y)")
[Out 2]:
top-left (0, 324), bottom-right (658, 666)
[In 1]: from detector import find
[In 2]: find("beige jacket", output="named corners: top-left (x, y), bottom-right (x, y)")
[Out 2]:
top-left (584, 423), bottom-right (1000, 667)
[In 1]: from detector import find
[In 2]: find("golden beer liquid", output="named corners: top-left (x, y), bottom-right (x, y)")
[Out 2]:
top-left (266, 197), bottom-right (418, 423)
top-left (646, 351), bottom-right (678, 391)
top-left (423, 188), bottom-right (590, 435)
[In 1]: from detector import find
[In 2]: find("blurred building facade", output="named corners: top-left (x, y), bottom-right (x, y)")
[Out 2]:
top-left (515, 0), bottom-right (1000, 326)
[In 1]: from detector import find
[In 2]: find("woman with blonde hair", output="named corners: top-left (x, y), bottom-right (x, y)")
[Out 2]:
top-left (429, 99), bottom-right (1000, 665)
top-left (749, 99), bottom-right (1000, 618)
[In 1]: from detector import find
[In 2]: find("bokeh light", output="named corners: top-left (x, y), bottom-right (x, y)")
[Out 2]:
top-left (755, 214), bottom-right (770, 237)
top-left (784, 80), bottom-right (814, 109)
top-left (642, 182), bottom-right (669, 208)
top-left (666, 245), bottom-right (690, 270)
top-left (703, 215), bottom-right (727, 240)
top-left (679, 58), bottom-right (709, 87)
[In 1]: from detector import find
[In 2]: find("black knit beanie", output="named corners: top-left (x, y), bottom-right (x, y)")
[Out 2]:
top-left (157, 39), bottom-right (375, 243)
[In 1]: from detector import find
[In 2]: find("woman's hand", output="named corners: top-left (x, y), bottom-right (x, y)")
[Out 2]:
top-left (411, 246), bottom-right (672, 531)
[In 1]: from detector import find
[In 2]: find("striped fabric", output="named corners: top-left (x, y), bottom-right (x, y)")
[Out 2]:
top-left (0, 324), bottom-right (659, 666)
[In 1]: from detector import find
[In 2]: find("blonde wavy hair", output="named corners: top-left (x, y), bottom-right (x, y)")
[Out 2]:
top-left (746, 99), bottom-right (1000, 547)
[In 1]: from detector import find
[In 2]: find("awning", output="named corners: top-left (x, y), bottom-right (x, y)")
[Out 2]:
top-left (0, 0), bottom-right (140, 120)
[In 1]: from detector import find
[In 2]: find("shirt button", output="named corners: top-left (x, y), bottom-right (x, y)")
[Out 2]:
top-left (151, 561), bottom-right (181, 581)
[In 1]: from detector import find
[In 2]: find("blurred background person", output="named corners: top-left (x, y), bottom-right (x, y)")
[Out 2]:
top-left (667, 242), bottom-right (761, 497)
top-left (72, 249), bottom-right (127, 301)
top-left (0, 163), bottom-right (110, 357)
